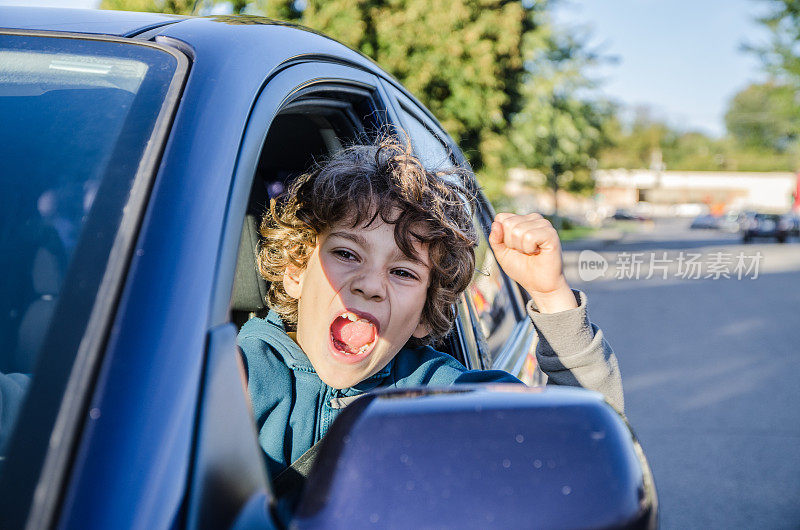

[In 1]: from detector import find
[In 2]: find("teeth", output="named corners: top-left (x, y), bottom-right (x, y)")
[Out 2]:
top-left (340, 311), bottom-right (374, 326)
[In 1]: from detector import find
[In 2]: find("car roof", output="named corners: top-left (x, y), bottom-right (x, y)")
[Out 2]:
top-left (0, 6), bottom-right (186, 37)
top-left (0, 7), bottom-right (383, 77)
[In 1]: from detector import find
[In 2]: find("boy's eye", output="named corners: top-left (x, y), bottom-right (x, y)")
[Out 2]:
top-left (392, 268), bottom-right (419, 281)
top-left (332, 249), bottom-right (358, 261)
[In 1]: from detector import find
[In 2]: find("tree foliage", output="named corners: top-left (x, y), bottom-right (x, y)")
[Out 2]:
top-left (99, 0), bottom-right (267, 14)
top-left (270, 0), bottom-right (534, 190)
top-left (722, 1), bottom-right (800, 169)
top-left (596, 102), bottom-right (800, 172)
top-left (598, 107), bottom-right (674, 169)
top-left (100, 0), bottom-right (195, 14)
top-left (507, 16), bottom-right (612, 200)
top-left (752, 0), bottom-right (800, 83)
top-left (725, 81), bottom-right (800, 151)
top-left (101, 0), bottom-right (613, 203)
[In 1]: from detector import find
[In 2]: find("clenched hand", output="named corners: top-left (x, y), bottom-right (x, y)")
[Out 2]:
top-left (488, 212), bottom-right (578, 314)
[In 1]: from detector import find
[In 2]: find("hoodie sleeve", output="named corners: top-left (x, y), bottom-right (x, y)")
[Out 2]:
top-left (527, 290), bottom-right (624, 415)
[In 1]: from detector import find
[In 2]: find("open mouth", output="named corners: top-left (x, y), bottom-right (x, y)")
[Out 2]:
top-left (330, 311), bottom-right (378, 356)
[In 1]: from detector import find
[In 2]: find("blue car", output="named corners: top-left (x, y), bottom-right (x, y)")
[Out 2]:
top-left (0, 8), bottom-right (656, 529)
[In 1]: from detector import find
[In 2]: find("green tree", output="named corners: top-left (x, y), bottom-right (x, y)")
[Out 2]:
top-left (100, 0), bottom-right (268, 14)
top-left (594, 103), bottom-right (799, 172)
top-left (100, 0), bottom-right (193, 13)
top-left (596, 106), bottom-right (685, 170)
top-left (724, 81), bottom-right (800, 151)
top-left (102, 0), bottom-right (611, 205)
top-left (752, 0), bottom-right (800, 82)
top-left (507, 14), bottom-right (612, 212)
top-left (272, 0), bottom-right (535, 197)
top-left (103, 0), bottom-right (544, 196)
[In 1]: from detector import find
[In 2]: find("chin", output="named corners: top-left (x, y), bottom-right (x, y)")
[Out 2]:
top-left (318, 370), bottom-right (361, 390)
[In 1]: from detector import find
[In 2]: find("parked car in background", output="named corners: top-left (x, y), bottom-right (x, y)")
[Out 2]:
top-left (741, 212), bottom-right (789, 243)
top-left (779, 212), bottom-right (800, 240)
top-left (612, 208), bottom-right (648, 221)
top-left (718, 211), bottom-right (743, 233)
top-left (0, 8), bottom-right (656, 529)
top-left (689, 212), bottom-right (741, 232)
top-left (690, 214), bottom-right (721, 230)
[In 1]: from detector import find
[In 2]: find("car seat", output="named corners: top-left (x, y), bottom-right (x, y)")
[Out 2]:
top-left (230, 113), bottom-right (333, 330)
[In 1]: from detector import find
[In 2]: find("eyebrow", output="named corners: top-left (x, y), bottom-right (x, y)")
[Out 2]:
top-left (328, 230), bottom-right (428, 267)
top-left (328, 230), bottom-right (368, 247)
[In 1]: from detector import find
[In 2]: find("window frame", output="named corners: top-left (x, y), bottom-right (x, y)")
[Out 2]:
top-left (470, 181), bottom-right (537, 376)
top-left (390, 90), bottom-right (459, 167)
top-left (381, 86), bottom-right (487, 367)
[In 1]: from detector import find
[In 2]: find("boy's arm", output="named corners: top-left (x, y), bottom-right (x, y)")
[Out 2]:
top-left (526, 290), bottom-right (624, 414)
top-left (489, 213), bottom-right (624, 414)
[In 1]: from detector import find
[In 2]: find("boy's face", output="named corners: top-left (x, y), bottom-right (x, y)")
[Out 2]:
top-left (283, 213), bottom-right (432, 389)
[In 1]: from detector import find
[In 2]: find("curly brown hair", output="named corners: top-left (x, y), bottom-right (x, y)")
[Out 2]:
top-left (256, 135), bottom-right (478, 345)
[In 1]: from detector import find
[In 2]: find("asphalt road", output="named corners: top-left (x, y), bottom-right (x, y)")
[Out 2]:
top-left (562, 219), bottom-right (800, 529)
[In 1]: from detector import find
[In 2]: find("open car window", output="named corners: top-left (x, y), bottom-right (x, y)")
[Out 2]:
top-left (231, 85), bottom-right (382, 330)
top-left (230, 81), bottom-right (475, 367)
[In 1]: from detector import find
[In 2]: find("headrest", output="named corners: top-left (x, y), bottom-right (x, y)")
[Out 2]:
top-left (231, 214), bottom-right (269, 313)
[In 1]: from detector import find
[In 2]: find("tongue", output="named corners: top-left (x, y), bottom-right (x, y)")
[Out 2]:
top-left (331, 317), bottom-right (375, 352)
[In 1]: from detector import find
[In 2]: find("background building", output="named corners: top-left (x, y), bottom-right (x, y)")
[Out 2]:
top-left (595, 170), bottom-right (798, 213)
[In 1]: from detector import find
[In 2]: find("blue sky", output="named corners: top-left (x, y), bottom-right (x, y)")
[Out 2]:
top-left (2, 0), bottom-right (773, 136)
top-left (552, 0), bottom-right (771, 136)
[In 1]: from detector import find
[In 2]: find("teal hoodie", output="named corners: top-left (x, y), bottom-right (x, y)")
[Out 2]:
top-left (237, 310), bottom-right (519, 478)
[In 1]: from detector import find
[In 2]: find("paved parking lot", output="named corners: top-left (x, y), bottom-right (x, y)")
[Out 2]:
top-left (562, 219), bottom-right (800, 529)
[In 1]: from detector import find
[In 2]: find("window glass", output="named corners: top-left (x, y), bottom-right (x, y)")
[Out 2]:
top-left (455, 292), bottom-right (484, 369)
top-left (396, 104), bottom-right (453, 170)
top-left (0, 34), bottom-right (178, 462)
top-left (468, 217), bottom-right (520, 363)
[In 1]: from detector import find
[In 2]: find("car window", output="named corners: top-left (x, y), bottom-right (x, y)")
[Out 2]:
top-left (231, 83), bottom-right (386, 331)
top-left (0, 33), bottom-right (181, 471)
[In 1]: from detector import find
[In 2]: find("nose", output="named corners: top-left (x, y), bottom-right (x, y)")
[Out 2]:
top-left (350, 271), bottom-right (386, 302)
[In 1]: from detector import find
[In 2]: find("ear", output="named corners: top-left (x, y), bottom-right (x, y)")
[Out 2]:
top-left (282, 263), bottom-right (305, 300)
top-left (411, 319), bottom-right (430, 339)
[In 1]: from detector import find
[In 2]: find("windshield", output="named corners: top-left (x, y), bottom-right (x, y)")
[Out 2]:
top-left (0, 34), bottom-right (179, 464)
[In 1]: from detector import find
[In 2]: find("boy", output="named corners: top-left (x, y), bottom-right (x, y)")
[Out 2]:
top-left (238, 137), bottom-right (623, 481)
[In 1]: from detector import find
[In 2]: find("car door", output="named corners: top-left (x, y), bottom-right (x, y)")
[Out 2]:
top-left (384, 84), bottom-right (545, 383)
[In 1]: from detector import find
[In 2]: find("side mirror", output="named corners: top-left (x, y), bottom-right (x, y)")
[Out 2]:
top-left (294, 385), bottom-right (657, 529)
